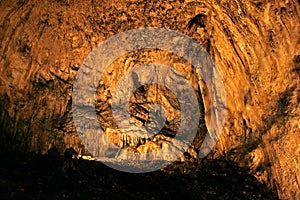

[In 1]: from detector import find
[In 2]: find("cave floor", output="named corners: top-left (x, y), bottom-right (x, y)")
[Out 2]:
top-left (0, 151), bottom-right (278, 200)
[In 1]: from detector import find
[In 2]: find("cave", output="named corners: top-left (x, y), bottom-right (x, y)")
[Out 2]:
top-left (0, 0), bottom-right (299, 199)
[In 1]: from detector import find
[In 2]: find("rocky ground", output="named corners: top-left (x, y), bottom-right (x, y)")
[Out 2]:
top-left (0, 151), bottom-right (278, 200)
top-left (0, 0), bottom-right (299, 198)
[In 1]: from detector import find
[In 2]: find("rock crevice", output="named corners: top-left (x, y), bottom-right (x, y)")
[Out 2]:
top-left (0, 0), bottom-right (299, 198)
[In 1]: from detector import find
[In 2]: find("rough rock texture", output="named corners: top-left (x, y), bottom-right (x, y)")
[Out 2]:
top-left (0, 0), bottom-right (299, 198)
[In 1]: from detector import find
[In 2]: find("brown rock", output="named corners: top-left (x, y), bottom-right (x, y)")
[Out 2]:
top-left (0, 0), bottom-right (299, 198)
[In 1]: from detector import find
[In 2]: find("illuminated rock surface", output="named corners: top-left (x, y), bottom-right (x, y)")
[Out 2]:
top-left (0, 0), bottom-right (299, 198)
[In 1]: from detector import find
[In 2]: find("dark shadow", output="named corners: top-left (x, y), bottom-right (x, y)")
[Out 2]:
top-left (0, 150), bottom-right (278, 200)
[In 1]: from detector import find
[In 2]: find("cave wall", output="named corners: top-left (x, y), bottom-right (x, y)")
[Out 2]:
top-left (0, 0), bottom-right (299, 198)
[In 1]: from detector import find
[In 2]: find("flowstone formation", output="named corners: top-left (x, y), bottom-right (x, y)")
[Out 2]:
top-left (0, 0), bottom-right (299, 198)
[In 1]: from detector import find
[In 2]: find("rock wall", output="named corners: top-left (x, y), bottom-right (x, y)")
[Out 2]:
top-left (0, 0), bottom-right (299, 198)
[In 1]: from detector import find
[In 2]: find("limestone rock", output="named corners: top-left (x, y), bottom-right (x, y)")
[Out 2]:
top-left (0, 0), bottom-right (299, 198)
